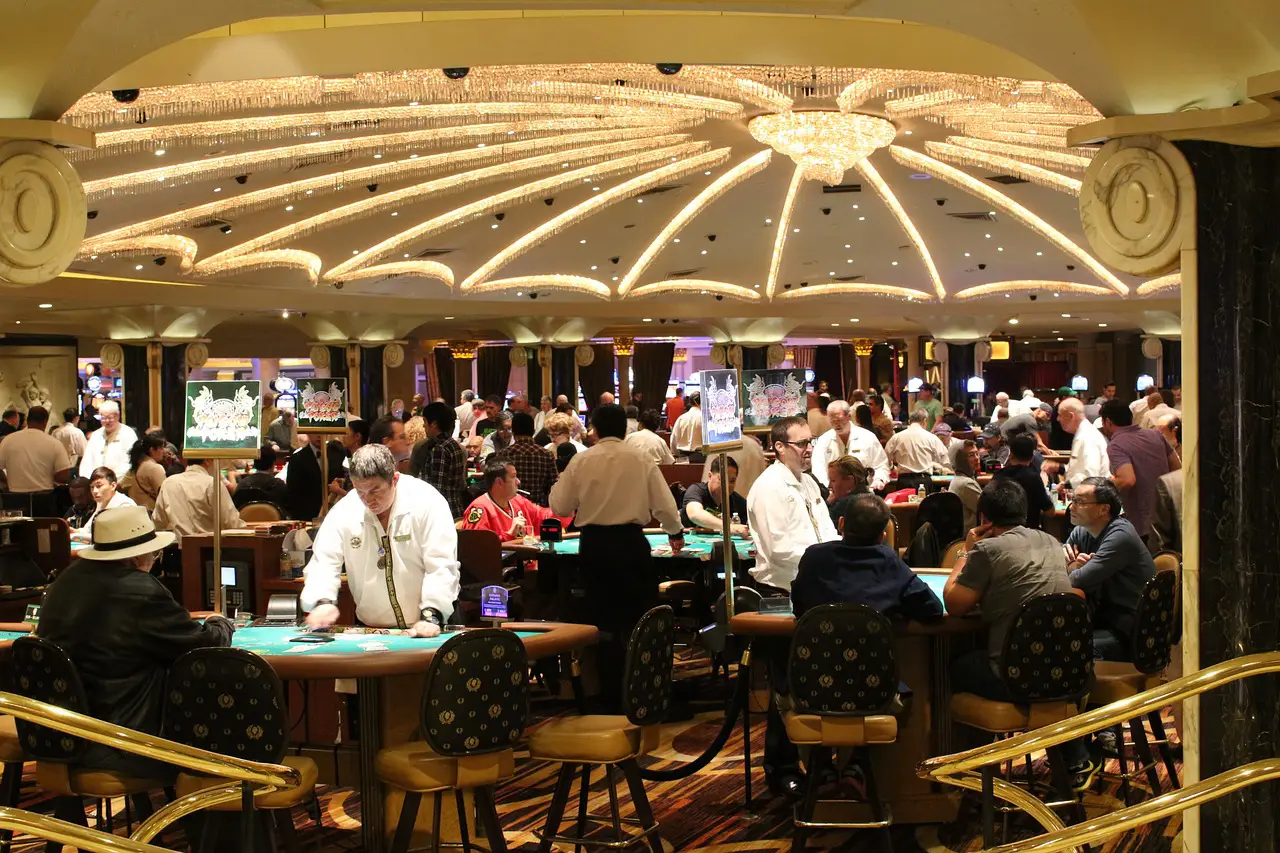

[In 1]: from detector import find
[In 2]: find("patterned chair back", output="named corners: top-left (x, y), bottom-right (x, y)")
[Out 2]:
top-left (1131, 570), bottom-right (1178, 675)
top-left (11, 637), bottom-right (89, 763)
top-left (1153, 552), bottom-right (1182, 646)
top-left (163, 648), bottom-right (287, 764)
top-left (1000, 594), bottom-right (1093, 703)
top-left (420, 629), bottom-right (528, 757)
top-left (918, 491), bottom-right (965, 545)
top-left (788, 604), bottom-right (898, 716)
top-left (622, 606), bottom-right (676, 728)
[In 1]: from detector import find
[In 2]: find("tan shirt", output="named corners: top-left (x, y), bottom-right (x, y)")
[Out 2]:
top-left (153, 465), bottom-right (246, 543)
top-left (885, 423), bottom-right (952, 474)
top-left (624, 428), bottom-right (675, 465)
top-left (0, 428), bottom-right (71, 492)
top-left (125, 457), bottom-right (167, 510)
top-left (550, 438), bottom-right (681, 533)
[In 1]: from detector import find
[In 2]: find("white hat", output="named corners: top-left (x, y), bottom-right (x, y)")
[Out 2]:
top-left (77, 506), bottom-right (175, 561)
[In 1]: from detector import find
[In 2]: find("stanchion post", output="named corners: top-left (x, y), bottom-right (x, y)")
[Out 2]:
top-left (719, 450), bottom-right (735, 621)
top-left (212, 462), bottom-right (224, 616)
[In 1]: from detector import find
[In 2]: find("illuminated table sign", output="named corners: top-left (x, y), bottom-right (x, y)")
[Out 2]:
top-left (741, 369), bottom-right (805, 429)
top-left (296, 377), bottom-right (348, 431)
top-left (481, 585), bottom-right (509, 623)
top-left (182, 380), bottom-right (262, 455)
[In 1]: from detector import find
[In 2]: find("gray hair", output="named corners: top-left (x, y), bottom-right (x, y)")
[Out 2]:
top-left (827, 400), bottom-right (851, 416)
top-left (99, 400), bottom-right (121, 415)
top-left (350, 443), bottom-right (397, 481)
top-left (492, 410), bottom-right (512, 426)
top-left (461, 389), bottom-right (475, 402)
top-left (909, 408), bottom-right (929, 425)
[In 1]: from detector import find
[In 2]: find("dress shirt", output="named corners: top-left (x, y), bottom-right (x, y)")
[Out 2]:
top-left (623, 428), bottom-right (674, 465)
top-left (0, 428), bottom-right (71, 491)
top-left (409, 435), bottom-right (469, 520)
top-left (669, 407), bottom-right (703, 453)
top-left (302, 475), bottom-right (461, 626)
top-left (74, 491), bottom-right (137, 543)
top-left (884, 424), bottom-right (952, 475)
top-left (1140, 403), bottom-right (1180, 430)
top-left (747, 461), bottom-right (840, 590)
top-left (811, 426), bottom-right (891, 490)
top-left (455, 403), bottom-right (477, 436)
top-left (152, 465), bottom-right (246, 544)
top-left (492, 439), bottom-right (558, 507)
top-left (533, 409), bottom-right (549, 435)
top-left (1065, 419), bottom-right (1111, 488)
top-left (1106, 424), bottom-right (1174, 537)
top-left (53, 423), bottom-right (86, 470)
top-left (78, 424), bottom-right (138, 479)
top-left (549, 437), bottom-right (681, 534)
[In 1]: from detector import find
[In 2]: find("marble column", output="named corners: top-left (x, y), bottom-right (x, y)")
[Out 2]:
top-left (145, 341), bottom-right (163, 429)
top-left (1180, 141), bottom-right (1280, 852)
top-left (345, 345), bottom-right (362, 417)
top-left (1074, 333), bottom-right (1097, 390)
top-left (614, 337), bottom-right (634, 406)
top-left (854, 339), bottom-right (874, 392)
top-left (449, 341), bottom-right (478, 406)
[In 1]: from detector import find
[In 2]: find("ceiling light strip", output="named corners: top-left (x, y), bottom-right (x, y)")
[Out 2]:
top-left (192, 136), bottom-right (696, 268)
top-left (626, 279), bottom-right (762, 302)
top-left (76, 235), bottom-right (199, 273)
top-left (890, 145), bottom-right (1129, 295)
top-left (328, 141), bottom-right (713, 280)
top-left (837, 71), bottom-right (1010, 113)
top-left (193, 250), bottom-right (323, 286)
top-left (765, 165), bottom-right (805, 300)
top-left (945, 136), bottom-right (1094, 171)
top-left (883, 90), bottom-right (978, 118)
top-left (323, 261), bottom-right (455, 288)
top-left (618, 149), bottom-right (772, 297)
top-left (952, 280), bottom-right (1117, 300)
top-left (63, 77), bottom-right (332, 128)
top-left (1136, 273), bottom-right (1182, 296)
top-left (462, 148), bottom-right (732, 292)
top-left (854, 158), bottom-right (946, 299)
top-left (465, 275), bottom-right (612, 300)
top-left (83, 128), bottom-right (679, 248)
top-left (967, 129), bottom-right (1088, 151)
top-left (924, 141), bottom-right (1083, 195)
top-left (775, 282), bottom-right (935, 301)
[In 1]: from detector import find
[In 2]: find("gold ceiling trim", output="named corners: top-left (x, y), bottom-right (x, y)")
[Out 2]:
top-left (465, 275), bottom-right (611, 300)
top-left (854, 158), bottom-right (946, 300)
top-left (328, 261), bottom-right (455, 288)
top-left (1136, 273), bottom-right (1182, 296)
top-left (765, 164), bottom-right (805, 300)
top-left (193, 249), bottom-right (322, 286)
top-left (618, 149), bottom-right (772, 297)
top-left (951, 280), bottom-right (1117, 300)
top-left (626, 279), bottom-right (762, 302)
top-left (461, 147), bottom-right (732, 291)
top-left (77, 235), bottom-right (198, 274)
top-left (775, 282), bottom-right (935, 302)
top-left (890, 145), bottom-right (1129, 296)
top-left (924, 141), bottom-right (1082, 195)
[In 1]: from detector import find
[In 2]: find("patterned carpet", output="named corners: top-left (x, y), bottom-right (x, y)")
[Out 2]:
top-left (10, 651), bottom-right (1181, 852)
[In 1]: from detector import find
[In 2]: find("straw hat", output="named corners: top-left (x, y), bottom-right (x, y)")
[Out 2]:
top-left (77, 506), bottom-right (175, 561)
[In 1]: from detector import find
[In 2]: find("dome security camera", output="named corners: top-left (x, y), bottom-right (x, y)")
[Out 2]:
top-left (494, 213), bottom-right (505, 222)
top-left (821, 208), bottom-right (831, 216)
top-left (333, 281), bottom-right (344, 290)
top-left (366, 184), bottom-right (378, 193)
top-left (978, 263), bottom-right (987, 270)
top-left (529, 293), bottom-right (538, 300)
top-left (87, 210), bottom-right (98, 220)
top-left (153, 257), bottom-right (166, 266)
top-left (715, 294), bottom-right (724, 301)
top-left (1029, 294), bottom-right (1038, 301)
top-left (235, 175), bottom-right (249, 185)
top-left (655, 63), bottom-right (683, 76)
top-left (544, 198), bottom-right (555, 206)
top-left (111, 89), bottom-right (140, 103)
top-left (443, 67), bottom-right (470, 80)
top-left (935, 198), bottom-right (947, 206)
top-left (1066, 264), bottom-right (1076, 271)
top-left (706, 234), bottom-right (717, 242)
top-left (609, 257), bottom-right (620, 265)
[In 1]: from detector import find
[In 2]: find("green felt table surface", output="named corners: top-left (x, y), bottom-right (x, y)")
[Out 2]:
top-left (919, 573), bottom-right (949, 609)
top-left (230, 626), bottom-right (539, 656)
top-left (0, 631), bottom-right (29, 643)
top-left (527, 532), bottom-right (753, 560)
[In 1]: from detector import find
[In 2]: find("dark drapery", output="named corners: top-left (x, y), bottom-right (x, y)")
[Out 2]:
top-left (327, 346), bottom-right (348, 384)
top-left (359, 345), bottom-right (384, 420)
top-left (121, 344), bottom-right (149, 429)
top-left (631, 342), bottom-right (675, 419)
top-left (159, 345), bottom-right (187, 445)
top-left (839, 343), bottom-right (858, 400)
top-left (869, 343), bottom-right (893, 393)
top-left (812, 345), bottom-right (843, 397)
top-left (476, 346), bottom-right (512, 401)
top-left (1161, 339), bottom-right (1182, 389)
top-left (1182, 140), bottom-right (1280, 851)
top-left (434, 347), bottom-right (455, 404)
top-left (740, 346), bottom-right (767, 372)
top-left (551, 347), bottom-right (576, 401)
top-left (524, 349), bottom-right (543, 402)
top-left (947, 343), bottom-right (977, 409)
top-left (576, 344), bottom-right (615, 414)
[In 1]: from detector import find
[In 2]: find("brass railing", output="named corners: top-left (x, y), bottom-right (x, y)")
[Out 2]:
top-left (916, 651), bottom-right (1280, 853)
top-left (0, 691), bottom-right (301, 846)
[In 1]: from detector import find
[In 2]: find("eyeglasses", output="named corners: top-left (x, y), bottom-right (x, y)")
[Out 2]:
top-left (781, 439), bottom-right (814, 449)
top-left (1068, 499), bottom-right (1100, 506)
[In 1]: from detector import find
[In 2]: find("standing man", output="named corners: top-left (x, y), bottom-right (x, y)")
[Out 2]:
top-left (1099, 399), bottom-right (1179, 541)
top-left (152, 458), bottom-right (247, 544)
top-left (286, 432), bottom-right (347, 521)
top-left (454, 390), bottom-right (478, 438)
top-left (913, 384), bottom-right (944, 430)
top-left (885, 409), bottom-right (952, 493)
top-left (682, 456), bottom-right (749, 536)
top-left (1058, 397), bottom-right (1110, 488)
top-left (0, 406), bottom-right (72, 494)
top-left (492, 412), bottom-right (557, 507)
top-left (369, 413), bottom-right (412, 469)
top-left (0, 409), bottom-right (18, 439)
top-left (533, 396), bottom-right (553, 435)
top-left (409, 402), bottom-right (469, 520)
top-left (624, 409), bottom-right (675, 465)
top-left (54, 408), bottom-right (87, 472)
top-left (304, 444), bottom-right (459, 633)
top-left (549, 404), bottom-right (683, 711)
top-left (811, 400), bottom-right (890, 491)
top-left (78, 400), bottom-right (137, 479)
top-left (992, 435), bottom-right (1054, 531)
top-left (664, 386), bottom-right (686, 430)
top-left (669, 391), bottom-right (703, 459)
top-left (868, 395), bottom-right (895, 442)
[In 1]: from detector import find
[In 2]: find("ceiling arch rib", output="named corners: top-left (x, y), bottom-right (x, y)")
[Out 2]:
top-left (618, 149), bottom-right (773, 297)
top-left (77, 235), bottom-right (198, 274)
top-left (952, 280), bottom-right (1117, 300)
top-left (325, 261), bottom-right (454, 289)
top-left (194, 250), bottom-right (322, 285)
top-left (194, 135), bottom-right (695, 273)
top-left (462, 147), bottom-right (733, 293)
top-left (470, 276), bottom-right (611, 300)
top-left (627, 279), bottom-right (762, 302)
top-left (889, 145), bottom-right (1130, 296)
top-left (943, 136), bottom-right (1093, 171)
top-left (924, 140), bottom-right (1082, 195)
top-left (774, 283), bottom-right (937, 302)
top-left (853, 158), bottom-right (947, 300)
top-left (765, 165), bottom-right (805, 300)
top-left (83, 126), bottom-right (675, 248)
top-left (327, 139), bottom-right (711, 281)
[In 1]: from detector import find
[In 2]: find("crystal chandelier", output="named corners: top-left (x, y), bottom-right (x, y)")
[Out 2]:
top-left (749, 110), bottom-right (896, 184)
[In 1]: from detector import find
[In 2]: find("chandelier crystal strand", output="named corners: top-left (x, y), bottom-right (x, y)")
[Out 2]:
top-left (945, 136), bottom-right (1094, 172)
top-left (75, 235), bottom-right (199, 273)
top-left (1136, 273), bottom-right (1182, 296)
top-left (775, 282), bottom-right (934, 302)
top-left (326, 261), bottom-right (456, 287)
top-left (749, 111), bottom-right (896, 185)
top-left (952, 280), bottom-right (1116, 300)
top-left (924, 141), bottom-right (1083, 195)
top-left (62, 77), bottom-right (332, 128)
top-left (467, 275), bottom-right (612, 300)
top-left (627, 279), bottom-right (761, 302)
top-left (193, 250), bottom-right (323, 285)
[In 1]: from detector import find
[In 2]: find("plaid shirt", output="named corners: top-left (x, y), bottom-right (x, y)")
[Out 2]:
top-left (411, 435), bottom-right (469, 519)
top-left (493, 438), bottom-right (559, 507)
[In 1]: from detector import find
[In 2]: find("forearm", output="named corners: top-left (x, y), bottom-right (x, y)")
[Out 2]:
top-left (685, 503), bottom-right (721, 531)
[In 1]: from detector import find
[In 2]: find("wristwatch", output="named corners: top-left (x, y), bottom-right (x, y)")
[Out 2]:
top-left (421, 607), bottom-right (444, 627)
top-left (316, 598), bottom-right (336, 608)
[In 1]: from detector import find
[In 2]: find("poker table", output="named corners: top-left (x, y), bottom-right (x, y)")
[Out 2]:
top-left (891, 497), bottom-right (1070, 543)
top-left (728, 568), bottom-right (981, 825)
top-left (504, 531), bottom-right (754, 562)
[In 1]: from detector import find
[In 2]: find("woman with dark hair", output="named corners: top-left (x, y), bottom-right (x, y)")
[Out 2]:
top-left (949, 440), bottom-right (983, 530)
top-left (122, 435), bottom-right (168, 510)
top-left (555, 442), bottom-right (577, 473)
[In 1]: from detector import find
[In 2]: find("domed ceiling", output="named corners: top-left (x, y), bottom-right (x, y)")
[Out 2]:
top-left (63, 63), bottom-right (1179, 333)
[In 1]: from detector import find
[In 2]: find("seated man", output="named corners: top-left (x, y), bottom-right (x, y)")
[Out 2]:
top-left (682, 456), bottom-right (749, 536)
top-left (461, 460), bottom-right (561, 540)
top-left (153, 457), bottom-right (247, 543)
top-left (232, 443), bottom-right (291, 511)
top-left (992, 434), bottom-right (1054, 530)
top-left (1064, 477), bottom-right (1157, 661)
top-left (63, 476), bottom-right (95, 529)
top-left (943, 480), bottom-right (1097, 789)
top-left (37, 506), bottom-right (234, 779)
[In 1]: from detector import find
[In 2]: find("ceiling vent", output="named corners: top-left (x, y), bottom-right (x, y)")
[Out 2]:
top-left (665, 267), bottom-right (703, 278)
top-left (948, 211), bottom-right (998, 222)
top-left (192, 218), bottom-right (232, 229)
top-left (987, 174), bottom-right (1030, 185)
top-left (821, 183), bottom-right (862, 194)
top-left (414, 248), bottom-right (455, 258)
top-left (288, 152), bottom-right (351, 172)
top-left (636, 184), bottom-right (684, 198)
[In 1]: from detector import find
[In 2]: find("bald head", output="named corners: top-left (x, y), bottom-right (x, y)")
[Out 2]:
top-left (995, 392), bottom-right (1010, 406)
top-left (1057, 396), bottom-right (1087, 434)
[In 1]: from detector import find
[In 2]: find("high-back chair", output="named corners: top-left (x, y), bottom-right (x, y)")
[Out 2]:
top-left (784, 604), bottom-right (900, 852)
top-left (164, 647), bottom-right (318, 852)
top-left (917, 491), bottom-right (965, 545)
top-left (1088, 570), bottom-right (1180, 802)
top-left (12, 636), bottom-right (175, 840)
top-left (375, 629), bottom-right (528, 853)
top-left (949, 594), bottom-right (1094, 846)
top-left (238, 502), bottom-right (283, 523)
top-left (529, 606), bottom-right (675, 853)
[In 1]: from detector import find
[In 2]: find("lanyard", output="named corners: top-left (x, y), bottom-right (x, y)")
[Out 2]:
top-left (377, 532), bottom-right (408, 629)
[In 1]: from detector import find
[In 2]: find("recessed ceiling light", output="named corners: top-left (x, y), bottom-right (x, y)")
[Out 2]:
top-left (1052, 330), bottom-right (1060, 333)
top-left (1036, 251), bottom-right (1043, 256)
top-left (850, 318), bottom-right (860, 322)
top-left (858, 216), bottom-right (865, 221)
top-left (491, 223), bottom-right (498, 229)
top-left (409, 154), bottom-right (419, 159)
top-left (764, 218), bottom-right (772, 224)
top-left (213, 187), bottom-right (221, 193)
top-left (444, 316), bottom-right (454, 320)
top-left (282, 310), bottom-right (290, 319)
top-left (306, 190), bottom-right (313, 195)
top-left (403, 253), bottom-right (410, 258)
top-left (793, 228), bottom-right (800, 233)
top-left (831, 323), bottom-right (840, 327)
top-left (409, 101), bottom-right (419, 106)
top-left (891, 261), bottom-right (899, 266)
top-left (1061, 313), bottom-right (1072, 318)
top-left (1098, 323), bottom-right (1108, 327)
top-left (285, 205), bottom-right (294, 211)
top-left (1005, 293), bottom-right (1011, 298)
top-left (154, 149), bottom-right (165, 156)
top-left (904, 130), bottom-right (913, 135)
top-left (637, 198), bottom-right (643, 203)
top-left (612, 276), bottom-right (618, 281)
top-left (845, 244), bottom-right (852, 249)
top-left (309, 131), bottom-right (321, 137)
top-left (592, 187), bottom-right (600, 192)
top-left (642, 318), bottom-right (652, 322)
top-left (373, 154), bottom-right (382, 159)
top-left (997, 247), bottom-right (1004, 252)
top-left (38, 303), bottom-right (51, 309)
top-left (476, 144), bottom-right (485, 149)
top-left (1058, 337), bottom-right (1065, 341)
top-left (852, 204), bottom-right (859, 209)
top-left (673, 238), bottom-right (681, 243)
top-left (964, 252), bottom-right (970, 257)
top-left (516, 291), bottom-right (523, 296)
top-left (704, 170), bottom-right (711, 175)
top-left (753, 284), bottom-right (760, 289)
top-left (847, 259), bottom-right (854, 263)
top-left (579, 239), bottom-right (587, 244)
top-left (989, 211), bottom-right (996, 215)
top-left (352, 250), bottom-right (359, 255)
top-left (591, 265), bottom-right (598, 270)
top-left (701, 250), bottom-right (708, 255)
top-left (135, 264), bottom-right (144, 270)
top-left (985, 233), bottom-right (991, 238)
top-left (561, 163), bottom-right (569, 168)
top-left (1008, 318), bottom-right (1019, 325)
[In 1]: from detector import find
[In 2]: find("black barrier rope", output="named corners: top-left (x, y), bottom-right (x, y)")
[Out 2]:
top-left (636, 658), bottom-right (751, 781)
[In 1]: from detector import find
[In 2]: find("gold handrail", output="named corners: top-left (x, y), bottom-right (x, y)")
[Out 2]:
top-left (0, 807), bottom-right (173, 852)
top-left (917, 651), bottom-right (1280, 853)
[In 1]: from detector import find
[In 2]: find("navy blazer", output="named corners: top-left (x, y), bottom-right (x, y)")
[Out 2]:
top-left (792, 541), bottom-right (945, 623)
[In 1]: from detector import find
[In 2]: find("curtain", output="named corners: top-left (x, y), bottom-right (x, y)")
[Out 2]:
top-left (869, 343), bottom-right (893, 392)
top-left (813, 345), bottom-right (843, 397)
top-left (577, 344), bottom-right (615, 414)
top-left (1162, 339), bottom-right (1182, 389)
top-left (359, 345), bottom-right (385, 420)
top-left (551, 346), bottom-right (576, 401)
top-left (432, 347), bottom-right (453, 404)
top-left (327, 346), bottom-right (348, 383)
top-left (121, 344), bottom-right (149, 430)
top-left (839, 343), bottom-right (859, 400)
top-left (525, 349), bottom-right (543, 403)
top-left (792, 346), bottom-right (815, 371)
top-left (740, 346), bottom-right (767, 371)
top-left (631, 342), bottom-right (675, 418)
top-left (160, 345), bottom-right (187, 445)
top-left (476, 345), bottom-right (512, 401)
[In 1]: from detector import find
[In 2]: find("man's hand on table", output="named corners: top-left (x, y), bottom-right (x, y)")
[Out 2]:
top-left (1064, 545), bottom-right (1093, 572)
top-left (305, 604), bottom-right (340, 630)
top-left (408, 620), bottom-right (442, 638)
top-left (730, 524), bottom-right (751, 538)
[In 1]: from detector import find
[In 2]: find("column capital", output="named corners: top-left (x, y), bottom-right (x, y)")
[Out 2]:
top-left (447, 340), bottom-right (480, 360)
top-left (612, 336), bottom-right (634, 357)
top-left (852, 338), bottom-right (875, 357)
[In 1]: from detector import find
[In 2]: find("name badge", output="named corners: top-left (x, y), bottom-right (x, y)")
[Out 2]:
top-left (350, 536), bottom-right (362, 549)
top-left (394, 533), bottom-right (411, 542)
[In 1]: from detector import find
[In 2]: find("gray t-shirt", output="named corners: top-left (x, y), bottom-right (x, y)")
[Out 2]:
top-left (956, 526), bottom-right (1073, 663)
